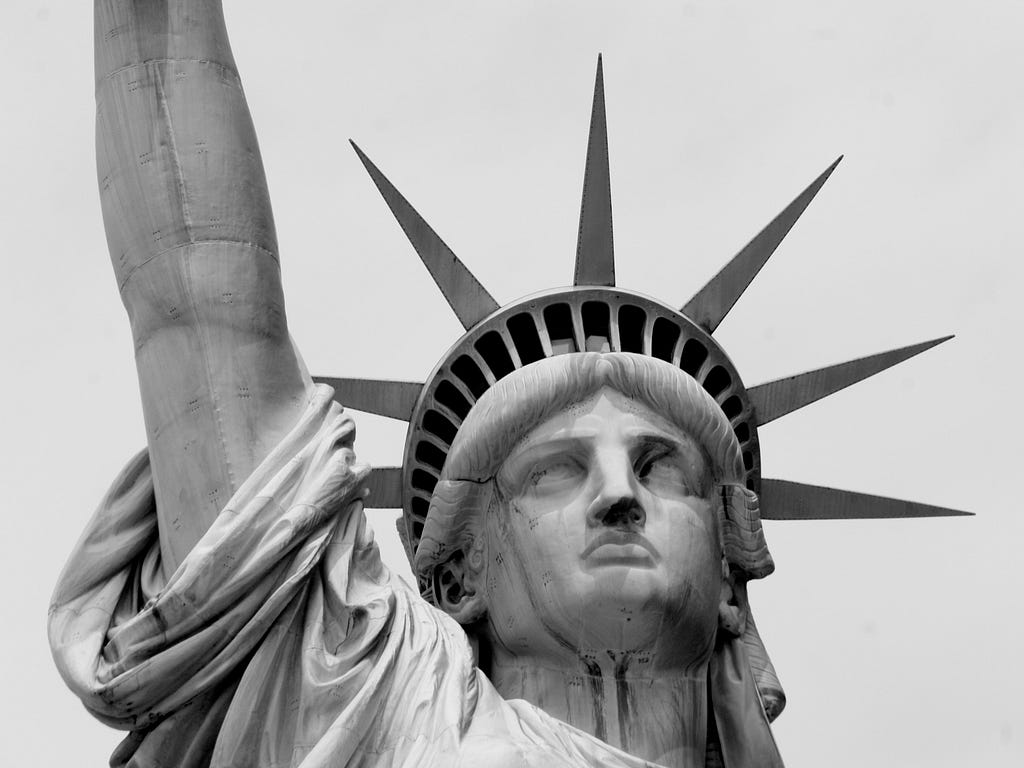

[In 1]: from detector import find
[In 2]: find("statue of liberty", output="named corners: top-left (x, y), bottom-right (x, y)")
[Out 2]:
top-left (49, 2), bottom-right (966, 766)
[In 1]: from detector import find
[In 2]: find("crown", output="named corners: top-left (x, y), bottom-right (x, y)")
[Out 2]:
top-left (315, 56), bottom-right (968, 564)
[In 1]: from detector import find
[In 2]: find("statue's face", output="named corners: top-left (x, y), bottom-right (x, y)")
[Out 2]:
top-left (482, 387), bottom-right (723, 668)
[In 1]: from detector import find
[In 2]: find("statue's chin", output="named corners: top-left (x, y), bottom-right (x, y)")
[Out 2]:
top-left (524, 571), bottom-right (716, 667)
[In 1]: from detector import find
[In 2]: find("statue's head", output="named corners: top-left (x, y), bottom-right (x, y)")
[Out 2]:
top-left (335, 62), bottom-right (958, 741)
top-left (414, 353), bottom-right (773, 672)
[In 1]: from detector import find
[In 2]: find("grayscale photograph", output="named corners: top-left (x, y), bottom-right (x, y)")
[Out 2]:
top-left (1, 2), bottom-right (1019, 766)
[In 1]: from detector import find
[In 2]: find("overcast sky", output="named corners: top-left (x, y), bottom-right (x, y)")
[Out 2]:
top-left (2, 1), bottom-right (1021, 766)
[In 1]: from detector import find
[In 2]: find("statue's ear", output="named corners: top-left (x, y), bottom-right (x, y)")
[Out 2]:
top-left (717, 562), bottom-right (747, 637)
top-left (433, 552), bottom-right (485, 624)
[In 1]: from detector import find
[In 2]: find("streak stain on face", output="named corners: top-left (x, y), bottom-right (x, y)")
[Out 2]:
top-left (483, 387), bottom-right (723, 671)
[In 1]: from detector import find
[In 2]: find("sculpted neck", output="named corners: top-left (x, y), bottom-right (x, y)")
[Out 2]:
top-left (485, 645), bottom-right (708, 767)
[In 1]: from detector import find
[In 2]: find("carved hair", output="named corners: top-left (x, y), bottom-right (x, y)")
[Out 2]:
top-left (414, 352), bottom-right (783, 718)
top-left (415, 353), bottom-right (773, 586)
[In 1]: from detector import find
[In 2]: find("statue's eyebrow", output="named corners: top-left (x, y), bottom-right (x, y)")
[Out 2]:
top-left (628, 433), bottom-right (682, 455)
top-left (506, 435), bottom-right (590, 465)
top-left (499, 436), bottom-right (591, 482)
top-left (624, 423), bottom-right (699, 452)
top-left (627, 430), bottom-right (710, 490)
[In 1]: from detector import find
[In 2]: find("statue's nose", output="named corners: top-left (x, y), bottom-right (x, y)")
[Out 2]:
top-left (587, 450), bottom-right (646, 529)
top-left (593, 496), bottom-right (646, 530)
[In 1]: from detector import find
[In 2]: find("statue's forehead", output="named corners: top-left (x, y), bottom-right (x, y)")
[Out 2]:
top-left (504, 387), bottom-right (702, 458)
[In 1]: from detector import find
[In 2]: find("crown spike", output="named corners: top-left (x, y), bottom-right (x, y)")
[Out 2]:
top-left (314, 376), bottom-right (423, 421)
top-left (350, 141), bottom-right (500, 330)
top-left (759, 479), bottom-right (971, 520)
top-left (749, 335), bottom-right (952, 426)
top-left (574, 55), bottom-right (615, 287)
top-left (364, 467), bottom-right (404, 509)
top-left (683, 156), bottom-right (843, 333)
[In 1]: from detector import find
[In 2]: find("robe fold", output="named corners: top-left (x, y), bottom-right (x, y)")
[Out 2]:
top-left (49, 386), bottom-right (782, 768)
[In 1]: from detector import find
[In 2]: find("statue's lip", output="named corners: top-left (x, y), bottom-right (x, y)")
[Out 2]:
top-left (580, 530), bottom-right (659, 562)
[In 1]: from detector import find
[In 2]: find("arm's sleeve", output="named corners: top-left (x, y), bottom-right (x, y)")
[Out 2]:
top-left (49, 387), bottom-right (372, 729)
top-left (95, 0), bottom-right (312, 575)
top-left (49, 388), bottom-right (480, 766)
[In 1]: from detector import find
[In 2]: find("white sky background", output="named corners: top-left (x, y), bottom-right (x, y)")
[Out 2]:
top-left (1, 1), bottom-right (1021, 765)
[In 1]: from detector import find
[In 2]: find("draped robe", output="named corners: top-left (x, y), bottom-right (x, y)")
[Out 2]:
top-left (49, 386), bottom-right (782, 767)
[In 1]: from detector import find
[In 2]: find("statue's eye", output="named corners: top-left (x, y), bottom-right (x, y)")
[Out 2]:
top-left (528, 458), bottom-right (584, 493)
top-left (636, 447), bottom-right (693, 494)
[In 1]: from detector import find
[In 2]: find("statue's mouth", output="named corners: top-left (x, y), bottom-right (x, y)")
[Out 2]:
top-left (580, 531), bottom-right (660, 566)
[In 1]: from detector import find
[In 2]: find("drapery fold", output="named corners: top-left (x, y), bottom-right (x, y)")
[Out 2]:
top-left (50, 387), bottom-right (363, 730)
top-left (50, 384), bottom-right (781, 768)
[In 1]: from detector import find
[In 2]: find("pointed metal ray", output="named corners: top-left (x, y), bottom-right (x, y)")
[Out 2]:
top-left (683, 156), bottom-right (843, 333)
top-left (574, 55), bottom-right (615, 287)
top-left (314, 376), bottom-right (423, 421)
top-left (759, 479), bottom-right (971, 520)
top-left (350, 141), bottom-right (500, 330)
top-left (749, 335), bottom-right (952, 426)
top-left (364, 466), bottom-right (404, 509)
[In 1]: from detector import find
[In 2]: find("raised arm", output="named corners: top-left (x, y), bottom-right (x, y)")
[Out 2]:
top-left (95, 0), bottom-right (312, 574)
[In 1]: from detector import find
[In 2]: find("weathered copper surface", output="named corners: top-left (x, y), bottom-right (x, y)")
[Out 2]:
top-left (682, 156), bottom-right (842, 333)
top-left (351, 142), bottom-right (500, 330)
top-left (759, 479), bottom-right (971, 520)
top-left (48, 3), bottom-right (969, 767)
top-left (748, 334), bottom-right (953, 425)
top-left (574, 55), bottom-right (616, 287)
top-left (313, 377), bottom-right (423, 421)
